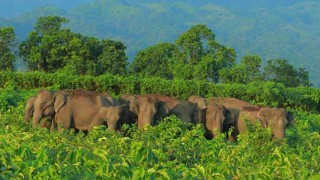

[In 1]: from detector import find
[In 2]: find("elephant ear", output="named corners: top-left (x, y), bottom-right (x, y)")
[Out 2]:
top-left (54, 93), bottom-right (67, 113)
top-left (130, 101), bottom-right (139, 115)
top-left (257, 109), bottom-right (268, 128)
top-left (224, 109), bottom-right (235, 125)
top-left (195, 98), bottom-right (207, 110)
top-left (156, 101), bottom-right (169, 119)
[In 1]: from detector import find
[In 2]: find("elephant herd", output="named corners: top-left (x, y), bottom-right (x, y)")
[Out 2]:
top-left (24, 89), bottom-right (294, 140)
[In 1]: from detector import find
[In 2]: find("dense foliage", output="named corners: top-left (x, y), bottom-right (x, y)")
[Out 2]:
top-left (0, 81), bottom-right (320, 179)
top-left (18, 16), bottom-right (128, 76)
top-left (0, 27), bottom-right (16, 71)
top-left (1, 1), bottom-right (319, 178)
top-left (1, 0), bottom-right (319, 85)
top-left (1, 18), bottom-right (311, 87)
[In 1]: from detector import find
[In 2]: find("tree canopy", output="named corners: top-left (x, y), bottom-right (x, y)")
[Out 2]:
top-left (18, 16), bottom-right (128, 75)
top-left (0, 16), bottom-right (312, 88)
top-left (129, 24), bottom-right (236, 82)
top-left (0, 27), bottom-right (16, 71)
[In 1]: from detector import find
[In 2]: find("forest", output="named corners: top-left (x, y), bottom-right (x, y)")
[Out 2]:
top-left (0, 16), bottom-right (312, 87)
top-left (0, 15), bottom-right (320, 178)
top-left (0, 0), bottom-right (319, 86)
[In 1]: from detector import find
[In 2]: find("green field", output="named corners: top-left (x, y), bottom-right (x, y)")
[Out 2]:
top-left (1, 79), bottom-right (320, 179)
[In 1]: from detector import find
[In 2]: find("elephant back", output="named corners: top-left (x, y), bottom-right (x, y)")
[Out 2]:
top-left (208, 97), bottom-right (257, 110)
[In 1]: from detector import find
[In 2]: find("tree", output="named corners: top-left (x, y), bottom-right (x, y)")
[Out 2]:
top-left (63, 34), bottom-right (100, 76)
top-left (175, 24), bottom-right (216, 65)
top-left (129, 43), bottom-right (179, 79)
top-left (263, 59), bottom-right (311, 87)
top-left (240, 55), bottom-right (264, 82)
top-left (175, 24), bottom-right (236, 82)
top-left (0, 27), bottom-right (16, 71)
top-left (297, 67), bottom-right (312, 87)
top-left (208, 45), bottom-right (236, 82)
top-left (97, 39), bottom-right (128, 76)
top-left (219, 65), bottom-right (247, 84)
top-left (35, 16), bottom-right (69, 36)
top-left (19, 16), bottom-right (129, 75)
top-left (19, 16), bottom-right (69, 72)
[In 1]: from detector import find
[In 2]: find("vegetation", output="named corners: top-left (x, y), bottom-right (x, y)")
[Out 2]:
top-left (0, 80), bottom-right (320, 179)
top-left (0, 4), bottom-right (319, 178)
top-left (1, 0), bottom-right (319, 86)
top-left (0, 16), bottom-right (311, 88)
top-left (0, 27), bottom-right (16, 71)
top-left (17, 16), bottom-right (127, 76)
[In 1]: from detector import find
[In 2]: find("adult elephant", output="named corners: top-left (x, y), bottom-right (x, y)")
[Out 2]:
top-left (203, 102), bottom-right (235, 139)
top-left (257, 107), bottom-right (294, 139)
top-left (188, 95), bottom-right (235, 138)
top-left (120, 95), bottom-right (169, 129)
top-left (145, 94), bottom-right (198, 124)
top-left (88, 104), bottom-right (134, 131)
top-left (32, 89), bottom-right (116, 131)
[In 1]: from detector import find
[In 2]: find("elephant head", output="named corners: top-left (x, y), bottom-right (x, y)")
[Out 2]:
top-left (89, 105), bottom-right (126, 132)
top-left (257, 107), bottom-right (292, 139)
top-left (128, 96), bottom-right (168, 129)
top-left (24, 96), bottom-right (36, 122)
top-left (188, 95), bottom-right (208, 124)
top-left (32, 90), bottom-right (67, 127)
top-left (170, 101), bottom-right (199, 124)
top-left (205, 102), bottom-right (234, 139)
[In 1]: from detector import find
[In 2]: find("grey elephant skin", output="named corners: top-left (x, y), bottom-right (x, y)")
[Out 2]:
top-left (188, 95), bottom-right (294, 139)
top-left (88, 104), bottom-right (135, 131)
top-left (24, 95), bottom-right (53, 129)
top-left (121, 95), bottom-right (169, 129)
top-left (32, 89), bottom-right (117, 131)
top-left (188, 95), bottom-right (234, 139)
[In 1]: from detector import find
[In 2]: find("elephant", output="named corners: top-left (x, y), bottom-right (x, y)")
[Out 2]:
top-left (24, 95), bottom-right (54, 129)
top-left (232, 106), bottom-right (294, 139)
top-left (88, 104), bottom-right (134, 132)
top-left (121, 95), bottom-right (169, 129)
top-left (204, 101), bottom-right (235, 139)
top-left (257, 107), bottom-right (294, 139)
top-left (231, 106), bottom-right (260, 139)
top-left (32, 89), bottom-right (117, 131)
top-left (188, 95), bottom-right (208, 124)
top-left (145, 94), bottom-right (199, 124)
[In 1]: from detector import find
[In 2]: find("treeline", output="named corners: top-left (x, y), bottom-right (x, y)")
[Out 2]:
top-left (1, 71), bottom-right (319, 112)
top-left (0, 16), bottom-right (311, 88)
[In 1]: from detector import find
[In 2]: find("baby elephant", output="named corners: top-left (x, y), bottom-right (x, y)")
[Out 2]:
top-left (88, 104), bottom-right (134, 132)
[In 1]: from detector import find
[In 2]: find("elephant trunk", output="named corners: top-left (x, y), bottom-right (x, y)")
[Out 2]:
top-left (24, 110), bottom-right (33, 122)
top-left (208, 119), bottom-right (222, 138)
top-left (32, 110), bottom-right (43, 127)
top-left (212, 122), bottom-right (223, 138)
top-left (273, 129), bottom-right (285, 139)
top-left (107, 122), bottom-right (117, 132)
